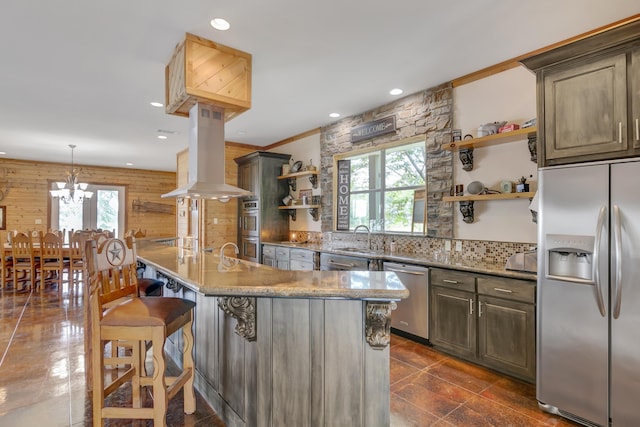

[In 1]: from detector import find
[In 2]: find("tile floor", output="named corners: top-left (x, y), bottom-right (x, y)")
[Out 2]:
top-left (0, 285), bottom-right (578, 426)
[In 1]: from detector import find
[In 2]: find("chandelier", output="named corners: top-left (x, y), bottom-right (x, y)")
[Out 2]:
top-left (49, 144), bottom-right (94, 203)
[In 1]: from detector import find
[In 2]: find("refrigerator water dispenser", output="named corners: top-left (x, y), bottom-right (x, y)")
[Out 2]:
top-left (546, 234), bottom-right (594, 283)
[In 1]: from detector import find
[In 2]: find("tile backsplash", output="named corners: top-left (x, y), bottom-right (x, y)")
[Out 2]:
top-left (289, 230), bottom-right (536, 267)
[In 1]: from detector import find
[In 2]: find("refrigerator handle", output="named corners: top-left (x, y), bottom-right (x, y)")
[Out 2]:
top-left (593, 205), bottom-right (607, 317)
top-left (613, 205), bottom-right (623, 319)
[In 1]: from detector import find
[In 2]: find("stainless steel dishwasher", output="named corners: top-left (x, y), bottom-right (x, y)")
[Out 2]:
top-left (384, 262), bottom-right (429, 340)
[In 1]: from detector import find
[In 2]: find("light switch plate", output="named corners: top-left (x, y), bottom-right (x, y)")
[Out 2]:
top-left (444, 240), bottom-right (451, 251)
top-left (455, 241), bottom-right (462, 252)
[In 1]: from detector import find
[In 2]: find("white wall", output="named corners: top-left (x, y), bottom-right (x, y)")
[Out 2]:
top-left (270, 132), bottom-right (322, 232)
top-left (453, 66), bottom-right (537, 243)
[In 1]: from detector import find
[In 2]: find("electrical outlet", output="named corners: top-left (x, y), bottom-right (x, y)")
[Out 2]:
top-left (35, 219), bottom-right (42, 224)
top-left (213, 218), bottom-right (218, 225)
top-left (455, 241), bottom-right (462, 252)
top-left (444, 240), bottom-right (451, 251)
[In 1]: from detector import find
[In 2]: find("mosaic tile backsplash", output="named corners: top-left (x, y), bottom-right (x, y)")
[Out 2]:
top-left (289, 230), bottom-right (536, 267)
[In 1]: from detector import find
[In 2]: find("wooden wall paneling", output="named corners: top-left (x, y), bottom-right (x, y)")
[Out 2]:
top-left (201, 144), bottom-right (254, 250)
top-left (0, 159), bottom-right (175, 237)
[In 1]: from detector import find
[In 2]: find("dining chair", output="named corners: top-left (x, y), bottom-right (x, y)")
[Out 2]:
top-left (1, 231), bottom-right (13, 290)
top-left (69, 231), bottom-right (92, 295)
top-left (11, 232), bottom-right (40, 292)
top-left (85, 237), bottom-right (195, 426)
top-left (39, 231), bottom-right (66, 297)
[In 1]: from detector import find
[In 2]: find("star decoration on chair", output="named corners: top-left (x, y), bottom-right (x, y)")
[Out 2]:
top-left (106, 240), bottom-right (125, 266)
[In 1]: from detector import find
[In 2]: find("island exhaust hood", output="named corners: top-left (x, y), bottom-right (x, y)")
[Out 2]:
top-left (161, 102), bottom-right (253, 200)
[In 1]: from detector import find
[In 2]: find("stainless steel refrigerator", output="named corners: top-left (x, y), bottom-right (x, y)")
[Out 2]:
top-left (537, 158), bottom-right (640, 426)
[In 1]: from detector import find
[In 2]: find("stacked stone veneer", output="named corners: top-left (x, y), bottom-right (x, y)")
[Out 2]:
top-left (319, 83), bottom-right (454, 238)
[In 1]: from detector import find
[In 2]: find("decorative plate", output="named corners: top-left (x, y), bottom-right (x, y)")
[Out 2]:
top-left (291, 160), bottom-right (303, 173)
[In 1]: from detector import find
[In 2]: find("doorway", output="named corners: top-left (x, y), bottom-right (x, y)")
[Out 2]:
top-left (50, 184), bottom-right (126, 239)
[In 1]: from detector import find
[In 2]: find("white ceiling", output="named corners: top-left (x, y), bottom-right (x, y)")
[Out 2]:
top-left (0, 1), bottom-right (637, 172)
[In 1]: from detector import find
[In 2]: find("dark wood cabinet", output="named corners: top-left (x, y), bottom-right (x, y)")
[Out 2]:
top-left (541, 52), bottom-right (628, 162)
top-left (430, 268), bottom-right (536, 382)
top-left (430, 284), bottom-right (476, 359)
top-left (522, 20), bottom-right (640, 166)
top-left (477, 295), bottom-right (535, 381)
top-left (235, 152), bottom-right (291, 262)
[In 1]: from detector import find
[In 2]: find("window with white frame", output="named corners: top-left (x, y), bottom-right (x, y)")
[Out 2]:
top-left (335, 136), bottom-right (426, 233)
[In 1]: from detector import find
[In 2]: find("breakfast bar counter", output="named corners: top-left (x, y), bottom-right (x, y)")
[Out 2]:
top-left (136, 240), bottom-right (408, 427)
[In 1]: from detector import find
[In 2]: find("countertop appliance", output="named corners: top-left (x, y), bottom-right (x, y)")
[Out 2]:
top-left (383, 262), bottom-right (429, 340)
top-left (537, 159), bottom-right (640, 426)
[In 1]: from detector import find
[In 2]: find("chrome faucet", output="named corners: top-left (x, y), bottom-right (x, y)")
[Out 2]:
top-left (219, 242), bottom-right (240, 272)
top-left (353, 224), bottom-right (371, 249)
top-left (220, 242), bottom-right (239, 259)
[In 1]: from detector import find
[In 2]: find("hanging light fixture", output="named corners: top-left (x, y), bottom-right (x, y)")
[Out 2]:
top-left (49, 144), bottom-right (93, 203)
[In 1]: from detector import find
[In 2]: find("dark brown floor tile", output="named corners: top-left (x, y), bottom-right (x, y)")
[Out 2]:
top-left (393, 371), bottom-right (476, 418)
top-left (390, 357), bottom-right (422, 385)
top-left (443, 395), bottom-right (547, 427)
top-left (480, 377), bottom-right (579, 425)
top-left (391, 341), bottom-right (448, 370)
top-left (391, 393), bottom-right (441, 426)
top-left (426, 356), bottom-right (503, 393)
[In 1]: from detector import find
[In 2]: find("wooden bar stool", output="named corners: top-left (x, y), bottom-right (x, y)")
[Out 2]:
top-left (85, 237), bottom-right (196, 426)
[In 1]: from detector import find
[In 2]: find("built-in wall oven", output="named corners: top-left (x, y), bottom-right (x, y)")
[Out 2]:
top-left (384, 262), bottom-right (429, 341)
top-left (239, 199), bottom-right (260, 262)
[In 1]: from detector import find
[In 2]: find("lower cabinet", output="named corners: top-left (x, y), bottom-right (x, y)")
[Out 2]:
top-left (430, 268), bottom-right (536, 382)
top-left (263, 244), bottom-right (318, 270)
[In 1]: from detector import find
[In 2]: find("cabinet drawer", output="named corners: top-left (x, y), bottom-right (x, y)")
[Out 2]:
top-left (430, 268), bottom-right (476, 292)
top-left (290, 248), bottom-right (314, 261)
top-left (290, 259), bottom-right (314, 271)
top-left (320, 253), bottom-right (369, 270)
top-left (275, 247), bottom-right (290, 258)
top-left (262, 245), bottom-right (275, 257)
top-left (477, 276), bottom-right (535, 304)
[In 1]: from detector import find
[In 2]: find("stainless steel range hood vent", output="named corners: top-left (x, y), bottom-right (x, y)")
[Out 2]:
top-left (162, 103), bottom-right (253, 200)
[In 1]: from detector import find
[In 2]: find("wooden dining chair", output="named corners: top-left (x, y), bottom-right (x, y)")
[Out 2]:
top-left (11, 232), bottom-right (40, 292)
top-left (85, 237), bottom-right (196, 426)
top-left (39, 231), bottom-right (66, 297)
top-left (69, 231), bottom-right (92, 294)
top-left (1, 231), bottom-right (13, 290)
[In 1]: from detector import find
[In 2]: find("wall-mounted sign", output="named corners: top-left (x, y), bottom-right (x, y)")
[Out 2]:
top-left (351, 116), bottom-right (396, 143)
top-left (336, 160), bottom-right (351, 230)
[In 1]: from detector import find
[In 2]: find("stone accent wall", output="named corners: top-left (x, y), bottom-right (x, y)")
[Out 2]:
top-left (319, 83), bottom-right (453, 238)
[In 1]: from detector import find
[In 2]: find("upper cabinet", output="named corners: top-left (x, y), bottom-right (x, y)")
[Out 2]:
top-left (522, 19), bottom-right (640, 167)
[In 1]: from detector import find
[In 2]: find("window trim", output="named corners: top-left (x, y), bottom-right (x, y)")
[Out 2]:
top-left (332, 135), bottom-right (428, 234)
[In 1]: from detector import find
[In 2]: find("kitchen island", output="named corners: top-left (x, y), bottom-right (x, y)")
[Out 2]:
top-left (136, 240), bottom-right (408, 427)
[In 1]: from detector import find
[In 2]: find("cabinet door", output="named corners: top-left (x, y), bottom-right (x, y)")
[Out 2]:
top-left (430, 285), bottom-right (476, 359)
top-left (238, 160), bottom-right (259, 195)
top-left (543, 52), bottom-right (627, 163)
top-left (478, 295), bottom-right (535, 382)
top-left (262, 255), bottom-right (276, 267)
top-left (632, 48), bottom-right (640, 149)
top-left (276, 259), bottom-right (290, 270)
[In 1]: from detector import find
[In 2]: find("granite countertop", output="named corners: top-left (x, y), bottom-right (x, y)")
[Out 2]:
top-left (136, 240), bottom-right (409, 300)
top-left (264, 241), bottom-right (537, 281)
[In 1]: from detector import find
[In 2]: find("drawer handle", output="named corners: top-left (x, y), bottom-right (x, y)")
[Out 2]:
top-left (493, 287), bottom-right (513, 293)
top-left (443, 279), bottom-right (459, 284)
top-left (329, 260), bottom-right (355, 268)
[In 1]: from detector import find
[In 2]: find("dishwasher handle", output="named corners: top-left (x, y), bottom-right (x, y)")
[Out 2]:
top-left (384, 267), bottom-right (426, 276)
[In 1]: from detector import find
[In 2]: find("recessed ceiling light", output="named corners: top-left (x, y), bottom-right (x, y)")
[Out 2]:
top-left (329, 113), bottom-right (340, 118)
top-left (210, 18), bottom-right (230, 31)
top-left (390, 88), bottom-right (403, 96)
top-left (157, 135), bottom-right (168, 140)
top-left (125, 162), bottom-right (134, 166)
top-left (0, 152), bottom-right (5, 155)
top-left (150, 102), bottom-right (163, 107)
top-left (237, 131), bottom-right (246, 136)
